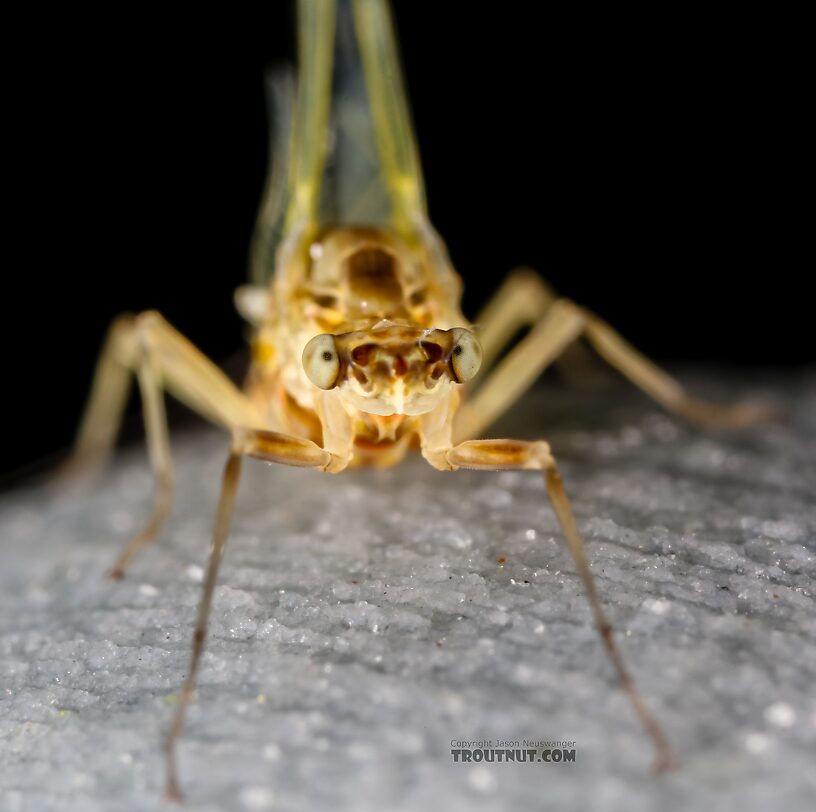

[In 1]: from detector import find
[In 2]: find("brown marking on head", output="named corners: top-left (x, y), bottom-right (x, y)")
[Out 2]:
top-left (392, 355), bottom-right (408, 376)
top-left (304, 226), bottom-right (444, 327)
top-left (351, 343), bottom-right (376, 366)
top-left (346, 247), bottom-right (404, 317)
top-left (409, 288), bottom-right (427, 307)
top-left (303, 323), bottom-right (481, 415)
top-left (419, 341), bottom-right (444, 363)
top-left (312, 293), bottom-right (338, 309)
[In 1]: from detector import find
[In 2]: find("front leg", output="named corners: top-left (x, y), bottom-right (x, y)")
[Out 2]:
top-left (164, 419), bottom-right (351, 802)
top-left (421, 430), bottom-right (675, 773)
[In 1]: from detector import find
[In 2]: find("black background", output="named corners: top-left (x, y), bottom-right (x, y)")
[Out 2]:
top-left (4, 4), bottom-right (810, 482)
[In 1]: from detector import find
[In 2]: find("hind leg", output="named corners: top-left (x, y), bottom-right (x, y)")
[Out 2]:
top-left (457, 269), bottom-right (775, 440)
top-left (65, 311), bottom-right (266, 577)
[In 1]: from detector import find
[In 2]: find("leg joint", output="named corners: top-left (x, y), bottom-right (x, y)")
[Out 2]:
top-left (134, 310), bottom-right (168, 352)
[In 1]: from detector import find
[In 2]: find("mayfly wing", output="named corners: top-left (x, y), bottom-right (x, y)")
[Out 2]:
top-left (286, 0), bottom-right (337, 233)
top-left (351, 0), bottom-right (462, 321)
top-left (315, 0), bottom-right (394, 228)
top-left (250, 1), bottom-right (444, 288)
top-left (248, 0), bottom-right (336, 287)
top-left (300, 0), bottom-right (428, 235)
top-left (353, 0), bottom-right (427, 236)
top-left (249, 67), bottom-right (295, 288)
top-left (251, 0), bottom-right (387, 286)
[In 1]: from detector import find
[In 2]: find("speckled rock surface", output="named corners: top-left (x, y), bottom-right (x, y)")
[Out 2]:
top-left (1, 372), bottom-right (814, 812)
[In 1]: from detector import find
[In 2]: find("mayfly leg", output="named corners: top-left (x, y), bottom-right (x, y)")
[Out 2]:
top-left (431, 438), bottom-right (676, 772)
top-left (111, 341), bottom-right (174, 578)
top-left (64, 314), bottom-right (138, 481)
top-left (62, 312), bottom-right (173, 579)
top-left (456, 298), bottom-right (588, 442)
top-left (469, 269), bottom-right (560, 379)
top-left (164, 428), bottom-right (338, 802)
top-left (65, 310), bottom-right (268, 577)
top-left (455, 269), bottom-right (776, 441)
top-left (164, 450), bottom-right (243, 803)
top-left (580, 311), bottom-right (778, 426)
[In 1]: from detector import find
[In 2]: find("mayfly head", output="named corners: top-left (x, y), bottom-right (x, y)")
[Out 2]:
top-left (302, 321), bottom-right (482, 416)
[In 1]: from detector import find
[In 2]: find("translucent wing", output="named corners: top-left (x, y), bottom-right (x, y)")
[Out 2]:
top-left (249, 0), bottom-right (429, 287)
top-left (316, 0), bottom-right (394, 228)
top-left (249, 67), bottom-right (296, 288)
top-left (352, 0), bottom-right (427, 233)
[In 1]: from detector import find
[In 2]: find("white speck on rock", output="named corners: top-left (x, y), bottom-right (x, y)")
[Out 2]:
top-left (185, 564), bottom-right (204, 582)
top-left (468, 766), bottom-right (497, 793)
top-left (745, 732), bottom-right (771, 754)
top-left (240, 785), bottom-right (275, 809)
top-left (645, 598), bottom-right (672, 616)
top-left (764, 701), bottom-right (796, 728)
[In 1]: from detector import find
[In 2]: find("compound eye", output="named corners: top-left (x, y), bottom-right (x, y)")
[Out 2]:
top-left (302, 334), bottom-right (340, 389)
top-left (449, 328), bottom-right (482, 382)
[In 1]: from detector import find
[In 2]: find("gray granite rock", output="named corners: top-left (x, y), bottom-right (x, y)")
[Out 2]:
top-left (1, 372), bottom-right (814, 812)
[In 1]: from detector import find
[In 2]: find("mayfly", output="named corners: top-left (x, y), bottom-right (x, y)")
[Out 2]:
top-left (67, 0), bottom-right (771, 800)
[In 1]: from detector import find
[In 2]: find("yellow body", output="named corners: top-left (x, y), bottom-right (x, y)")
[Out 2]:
top-left (244, 224), bottom-right (469, 468)
top-left (68, 0), bottom-right (772, 799)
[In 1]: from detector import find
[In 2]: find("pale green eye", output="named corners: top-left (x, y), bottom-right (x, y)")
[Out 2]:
top-left (449, 328), bottom-right (482, 382)
top-left (302, 334), bottom-right (340, 389)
